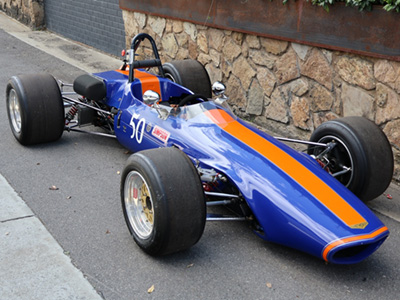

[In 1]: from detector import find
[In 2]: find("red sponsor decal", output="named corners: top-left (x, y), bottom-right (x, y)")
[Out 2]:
top-left (152, 126), bottom-right (170, 143)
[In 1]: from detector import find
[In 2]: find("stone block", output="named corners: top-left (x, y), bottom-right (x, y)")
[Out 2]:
top-left (342, 83), bottom-right (374, 119)
top-left (301, 48), bottom-right (332, 90)
top-left (335, 56), bottom-right (375, 90)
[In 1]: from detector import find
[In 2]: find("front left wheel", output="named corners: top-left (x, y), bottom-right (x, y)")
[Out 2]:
top-left (121, 147), bottom-right (206, 256)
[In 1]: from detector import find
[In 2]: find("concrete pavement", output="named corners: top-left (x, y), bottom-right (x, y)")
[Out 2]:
top-left (0, 174), bottom-right (103, 299)
top-left (0, 11), bottom-right (116, 300)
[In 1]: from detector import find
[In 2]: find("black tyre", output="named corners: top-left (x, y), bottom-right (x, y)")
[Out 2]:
top-left (163, 60), bottom-right (212, 98)
top-left (6, 74), bottom-right (64, 145)
top-left (308, 117), bottom-right (393, 202)
top-left (121, 147), bottom-right (206, 255)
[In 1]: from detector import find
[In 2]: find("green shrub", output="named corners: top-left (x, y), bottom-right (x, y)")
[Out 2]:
top-left (287, 0), bottom-right (400, 12)
top-left (383, 0), bottom-right (400, 12)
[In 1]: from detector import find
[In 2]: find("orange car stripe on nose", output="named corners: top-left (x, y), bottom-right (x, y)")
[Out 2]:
top-left (204, 109), bottom-right (367, 229)
top-left (322, 226), bottom-right (389, 261)
top-left (116, 69), bottom-right (162, 100)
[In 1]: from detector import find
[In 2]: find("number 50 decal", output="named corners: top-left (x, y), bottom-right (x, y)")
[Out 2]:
top-left (130, 113), bottom-right (146, 144)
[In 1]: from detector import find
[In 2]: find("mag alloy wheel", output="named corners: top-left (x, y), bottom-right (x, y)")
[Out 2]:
top-left (6, 74), bottom-right (64, 145)
top-left (123, 171), bottom-right (154, 239)
top-left (8, 88), bottom-right (22, 134)
top-left (309, 116), bottom-right (393, 202)
top-left (121, 148), bottom-right (206, 255)
top-left (315, 135), bottom-right (354, 188)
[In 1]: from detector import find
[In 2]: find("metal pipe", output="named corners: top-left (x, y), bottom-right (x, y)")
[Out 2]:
top-left (206, 200), bottom-right (234, 206)
top-left (204, 191), bottom-right (240, 199)
top-left (66, 128), bottom-right (116, 138)
top-left (129, 33), bottom-right (165, 82)
top-left (315, 142), bottom-right (336, 160)
top-left (62, 96), bottom-right (113, 116)
top-left (58, 80), bottom-right (73, 87)
top-left (332, 166), bottom-right (351, 178)
top-left (274, 137), bottom-right (327, 147)
top-left (206, 216), bottom-right (246, 221)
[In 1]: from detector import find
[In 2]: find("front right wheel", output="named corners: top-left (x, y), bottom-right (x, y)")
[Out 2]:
top-left (121, 147), bottom-right (206, 255)
top-left (308, 117), bottom-right (393, 202)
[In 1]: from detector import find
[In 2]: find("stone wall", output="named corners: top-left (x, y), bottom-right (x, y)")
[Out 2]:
top-left (0, 0), bottom-right (44, 29)
top-left (123, 10), bottom-right (400, 182)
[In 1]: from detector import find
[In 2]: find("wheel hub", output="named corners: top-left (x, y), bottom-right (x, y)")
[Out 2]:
top-left (8, 89), bottom-right (22, 134)
top-left (317, 135), bottom-right (354, 187)
top-left (124, 171), bottom-right (154, 239)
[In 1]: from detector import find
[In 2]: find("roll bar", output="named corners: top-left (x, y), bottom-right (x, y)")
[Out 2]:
top-left (128, 33), bottom-right (165, 82)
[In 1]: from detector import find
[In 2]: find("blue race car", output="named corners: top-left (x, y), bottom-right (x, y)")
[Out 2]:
top-left (6, 33), bottom-right (394, 264)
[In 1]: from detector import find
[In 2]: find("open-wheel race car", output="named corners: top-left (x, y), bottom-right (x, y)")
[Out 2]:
top-left (6, 33), bottom-right (394, 264)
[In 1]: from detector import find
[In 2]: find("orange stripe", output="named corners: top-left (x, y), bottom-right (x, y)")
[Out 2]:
top-left (322, 226), bottom-right (388, 261)
top-left (116, 69), bottom-right (162, 100)
top-left (205, 109), bottom-right (366, 228)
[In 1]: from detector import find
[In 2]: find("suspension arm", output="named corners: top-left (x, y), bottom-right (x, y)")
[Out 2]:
top-left (274, 137), bottom-right (328, 147)
top-left (63, 96), bottom-right (114, 116)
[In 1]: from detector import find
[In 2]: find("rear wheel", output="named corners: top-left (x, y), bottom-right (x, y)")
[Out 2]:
top-left (163, 60), bottom-right (212, 98)
top-left (6, 74), bottom-right (64, 145)
top-left (121, 147), bottom-right (206, 255)
top-left (308, 117), bottom-right (393, 202)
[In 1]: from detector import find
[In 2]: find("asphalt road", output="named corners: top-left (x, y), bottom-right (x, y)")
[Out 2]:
top-left (1, 18), bottom-right (400, 300)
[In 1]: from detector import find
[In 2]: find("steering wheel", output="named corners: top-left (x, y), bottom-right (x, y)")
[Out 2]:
top-left (178, 94), bottom-right (208, 107)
